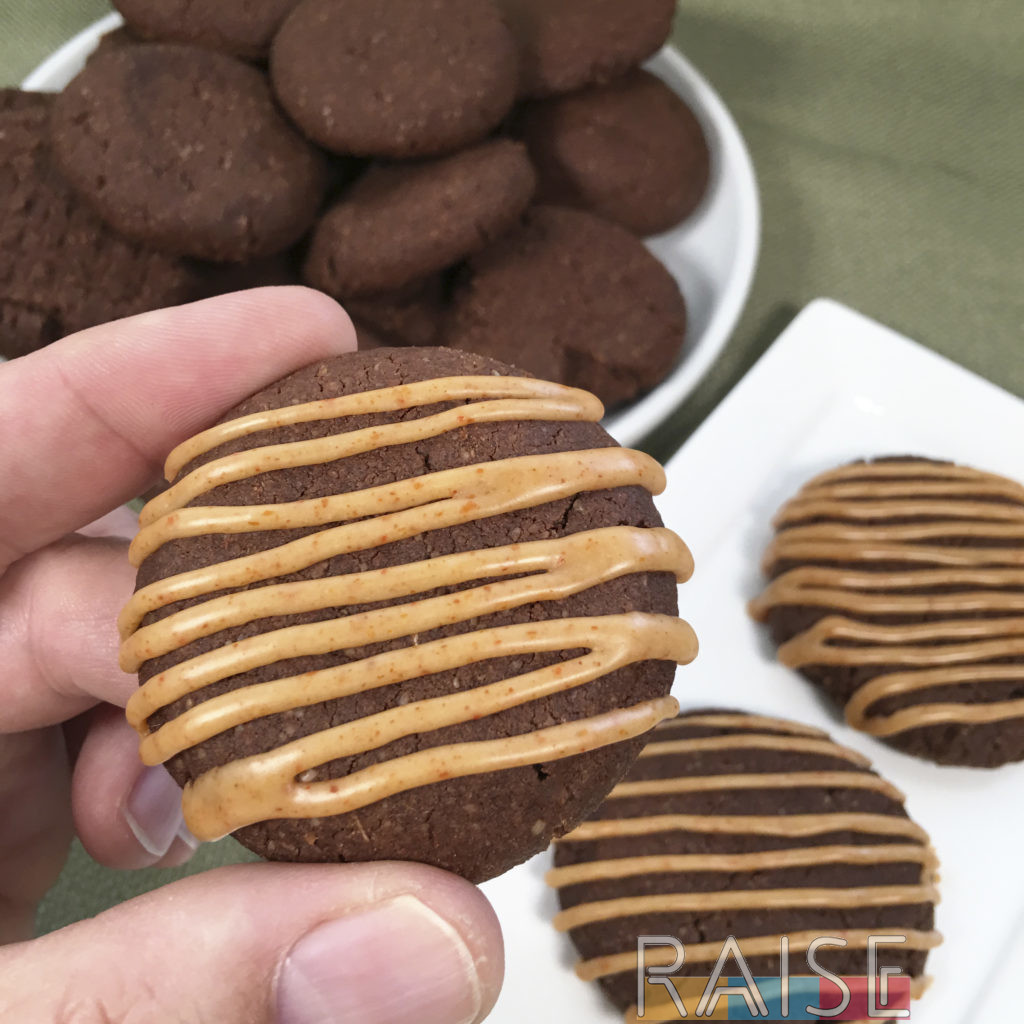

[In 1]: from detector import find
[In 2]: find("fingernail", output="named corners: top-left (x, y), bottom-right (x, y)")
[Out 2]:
top-left (123, 765), bottom-right (186, 858)
top-left (278, 894), bottom-right (482, 1024)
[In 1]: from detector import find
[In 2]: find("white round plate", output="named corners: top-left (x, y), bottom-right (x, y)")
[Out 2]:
top-left (22, 13), bottom-right (759, 448)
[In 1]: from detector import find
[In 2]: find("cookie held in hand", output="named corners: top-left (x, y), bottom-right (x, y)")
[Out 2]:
top-left (119, 346), bottom-right (697, 881)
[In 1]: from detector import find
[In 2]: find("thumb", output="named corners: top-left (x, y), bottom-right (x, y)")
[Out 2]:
top-left (0, 862), bottom-right (503, 1024)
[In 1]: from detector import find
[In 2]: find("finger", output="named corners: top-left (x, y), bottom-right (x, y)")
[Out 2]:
top-left (0, 536), bottom-right (134, 731)
top-left (0, 862), bottom-right (504, 1024)
top-left (0, 286), bottom-right (354, 571)
top-left (72, 704), bottom-right (197, 871)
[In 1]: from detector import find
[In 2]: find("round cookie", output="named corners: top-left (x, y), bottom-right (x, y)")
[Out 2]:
top-left (751, 457), bottom-right (1024, 768)
top-left (0, 88), bottom-right (51, 114)
top-left (514, 69), bottom-right (711, 236)
top-left (0, 91), bottom-right (202, 358)
top-left (550, 709), bottom-right (941, 1019)
top-left (111, 0), bottom-right (300, 60)
top-left (270, 0), bottom-right (518, 158)
top-left (189, 250), bottom-right (303, 300)
top-left (344, 275), bottom-right (448, 348)
top-left (85, 26), bottom-right (142, 64)
top-left (351, 322), bottom-right (392, 351)
top-left (0, 301), bottom-right (61, 359)
top-left (119, 346), bottom-right (697, 880)
top-left (497, 0), bottom-right (676, 98)
top-left (51, 45), bottom-right (328, 263)
top-left (303, 140), bottom-right (536, 297)
top-left (444, 206), bottom-right (687, 409)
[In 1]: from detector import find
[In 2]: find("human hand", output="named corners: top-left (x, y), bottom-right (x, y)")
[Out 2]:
top-left (0, 288), bottom-right (503, 1024)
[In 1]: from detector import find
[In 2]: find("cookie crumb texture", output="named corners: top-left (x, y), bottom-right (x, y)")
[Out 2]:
top-left (112, 0), bottom-right (301, 60)
top-left (0, 90), bottom-right (202, 357)
top-left (51, 45), bottom-right (328, 262)
top-left (445, 206), bottom-right (687, 409)
top-left (304, 139), bottom-right (536, 297)
top-left (123, 347), bottom-right (696, 881)
top-left (497, 0), bottom-right (676, 98)
top-left (551, 710), bottom-right (941, 1018)
top-left (515, 69), bottom-right (711, 236)
top-left (271, 0), bottom-right (519, 158)
top-left (752, 457), bottom-right (1024, 767)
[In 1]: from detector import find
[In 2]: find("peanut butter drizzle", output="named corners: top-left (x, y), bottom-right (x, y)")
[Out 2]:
top-left (121, 447), bottom-right (665, 634)
top-left (555, 883), bottom-right (939, 932)
top-left (604, 771), bottom-right (904, 802)
top-left (121, 376), bottom-right (697, 841)
top-left (550, 716), bottom-right (941, 993)
top-left (750, 459), bottom-right (1024, 737)
top-left (562, 811), bottom-right (928, 843)
top-left (545, 844), bottom-right (938, 888)
top-left (654, 712), bottom-right (828, 738)
top-left (639, 734), bottom-right (872, 766)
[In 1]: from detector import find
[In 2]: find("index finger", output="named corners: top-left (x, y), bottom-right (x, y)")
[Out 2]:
top-left (0, 286), bottom-right (354, 571)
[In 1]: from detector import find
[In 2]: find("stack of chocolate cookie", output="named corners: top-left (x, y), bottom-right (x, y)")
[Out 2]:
top-left (2, 0), bottom-right (711, 409)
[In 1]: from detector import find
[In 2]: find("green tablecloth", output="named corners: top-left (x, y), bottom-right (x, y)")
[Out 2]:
top-left (2, 0), bottom-right (1022, 934)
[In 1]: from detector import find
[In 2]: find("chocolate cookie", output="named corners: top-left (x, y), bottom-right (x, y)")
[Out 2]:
top-left (304, 140), bottom-right (536, 297)
top-left (51, 45), bottom-right (328, 263)
top-left (0, 88), bottom-right (50, 114)
top-left (0, 301), bottom-right (61, 358)
top-left (85, 26), bottom-right (142, 64)
top-left (270, 0), bottom-right (518, 158)
top-left (444, 206), bottom-right (687, 409)
top-left (345, 275), bottom-right (448, 348)
top-left (351, 322), bottom-right (391, 351)
top-left (514, 69), bottom-right (711, 236)
top-left (190, 251), bottom-right (303, 300)
top-left (550, 709), bottom-right (941, 1020)
top-left (497, 0), bottom-right (676, 98)
top-left (119, 346), bottom-right (697, 880)
top-left (111, 0), bottom-right (300, 60)
top-left (751, 457), bottom-right (1024, 768)
top-left (0, 92), bottom-right (202, 358)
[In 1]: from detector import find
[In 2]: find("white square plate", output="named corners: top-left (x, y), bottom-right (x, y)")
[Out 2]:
top-left (481, 299), bottom-right (1024, 1024)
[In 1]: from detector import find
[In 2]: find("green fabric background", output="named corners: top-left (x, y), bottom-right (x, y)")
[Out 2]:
top-left (1, 0), bottom-right (1021, 933)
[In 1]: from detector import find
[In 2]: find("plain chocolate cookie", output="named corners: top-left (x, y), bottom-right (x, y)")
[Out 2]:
top-left (122, 346), bottom-right (697, 880)
top-left (351, 321), bottom-right (392, 350)
top-left (751, 457), bottom-right (1024, 768)
top-left (551, 709), bottom-right (941, 1019)
top-left (344, 275), bottom-right (448, 348)
top-left (111, 0), bottom-right (301, 60)
top-left (270, 0), bottom-right (519, 158)
top-left (0, 87), bottom-right (51, 114)
top-left (51, 45), bottom-right (328, 262)
top-left (85, 26), bottom-right (142, 65)
top-left (497, 0), bottom-right (676, 98)
top-left (514, 69), bottom-right (711, 236)
top-left (304, 140), bottom-right (536, 297)
top-left (0, 92), bottom-right (202, 358)
top-left (443, 206), bottom-right (687, 409)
